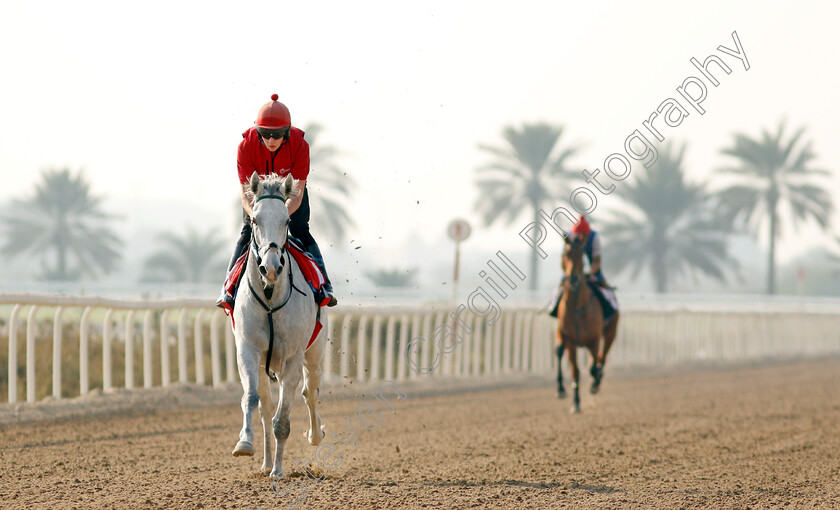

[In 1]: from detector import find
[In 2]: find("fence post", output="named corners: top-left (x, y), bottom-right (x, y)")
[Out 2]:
top-left (397, 314), bottom-right (409, 381)
top-left (493, 312), bottom-right (503, 375)
top-left (125, 310), bottom-right (135, 389)
top-left (25, 305), bottom-right (40, 402)
top-left (522, 312), bottom-right (533, 373)
top-left (370, 315), bottom-right (382, 381)
top-left (52, 307), bottom-right (64, 399)
top-left (323, 313), bottom-right (337, 383)
top-left (421, 313), bottom-right (433, 374)
top-left (357, 315), bottom-right (369, 381)
top-left (211, 311), bottom-right (222, 388)
top-left (80, 306), bottom-right (92, 395)
top-left (340, 314), bottom-right (352, 381)
top-left (433, 311), bottom-right (446, 376)
top-left (160, 309), bottom-right (170, 387)
top-left (484, 314), bottom-right (494, 375)
top-left (471, 314), bottom-right (482, 376)
top-left (178, 308), bottom-right (188, 383)
top-left (459, 314), bottom-right (472, 377)
top-left (8, 304), bottom-right (21, 404)
top-left (103, 309), bottom-right (113, 392)
top-left (143, 309), bottom-right (154, 389)
top-left (194, 309), bottom-right (205, 385)
top-left (384, 315), bottom-right (396, 381)
top-left (503, 311), bottom-right (514, 373)
top-left (409, 314), bottom-right (422, 379)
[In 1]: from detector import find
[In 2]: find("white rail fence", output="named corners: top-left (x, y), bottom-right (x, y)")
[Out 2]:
top-left (2, 294), bottom-right (840, 404)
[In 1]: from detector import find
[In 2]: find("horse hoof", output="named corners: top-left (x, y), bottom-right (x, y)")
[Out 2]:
top-left (590, 383), bottom-right (600, 395)
top-left (571, 406), bottom-right (581, 414)
top-left (261, 465), bottom-right (273, 476)
top-left (232, 440), bottom-right (255, 457)
top-left (304, 426), bottom-right (326, 446)
top-left (557, 388), bottom-right (567, 399)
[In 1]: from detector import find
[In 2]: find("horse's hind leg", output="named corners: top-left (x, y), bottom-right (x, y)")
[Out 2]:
top-left (270, 356), bottom-right (303, 479)
top-left (554, 328), bottom-right (566, 398)
top-left (233, 343), bottom-right (260, 457)
top-left (599, 312), bottom-right (620, 367)
top-left (302, 342), bottom-right (325, 446)
top-left (257, 370), bottom-right (274, 474)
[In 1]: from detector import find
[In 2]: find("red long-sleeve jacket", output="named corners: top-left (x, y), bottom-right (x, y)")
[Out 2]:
top-left (237, 126), bottom-right (310, 185)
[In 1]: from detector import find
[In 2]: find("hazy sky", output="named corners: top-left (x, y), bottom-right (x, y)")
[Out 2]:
top-left (2, 1), bottom-right (839, 291)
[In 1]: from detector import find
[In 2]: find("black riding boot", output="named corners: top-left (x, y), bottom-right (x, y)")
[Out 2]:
top-left (306, 242), bottom-right (338, 307)
top-left (588, 282), bottom-right (616, 321)
top-left (215, 224), bottom-right (252, 309)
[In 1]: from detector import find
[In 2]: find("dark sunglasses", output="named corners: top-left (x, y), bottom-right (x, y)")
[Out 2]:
top-left (257, 127), bottom-right (289, 140)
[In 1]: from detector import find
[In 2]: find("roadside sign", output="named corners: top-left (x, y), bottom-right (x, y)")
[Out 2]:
top-left (447, 219), bottom-right (471, 243)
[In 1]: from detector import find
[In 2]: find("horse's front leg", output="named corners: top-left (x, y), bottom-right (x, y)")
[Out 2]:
top-left (586, 341), bottom-right (603, 395)
top-left (565, 341), bottom-right (581, 414)
top-left (257, 369), bottom-right (275, 474)
top-left (233, 342), bottom-right (260, 457)
top-left (302, 341), bottom-right (325, 445)
top-left (270, 355), bottom-right (304, 478)
top-left (554, 326), bottom-right (565, 398)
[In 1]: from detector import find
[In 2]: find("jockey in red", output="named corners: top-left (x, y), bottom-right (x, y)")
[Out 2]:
top-left (548, 215), bottom-right (617, 320)
top-left (216, 94), bottom-right (338, 310)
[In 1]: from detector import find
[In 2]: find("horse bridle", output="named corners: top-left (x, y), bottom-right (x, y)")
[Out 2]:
top-left (250, 193), bottom-right (288, 271)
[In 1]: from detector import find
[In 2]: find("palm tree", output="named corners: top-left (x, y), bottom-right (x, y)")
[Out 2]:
top-left (474, 122), bottom-right (581, 289)
top-left (303, 123), bottom-right (356, 244)
top-left (1, 168), bottom-right (122, 280)
top-left (716, 121), bottom-right (832, 294)
top-left (600, 143), bottom-right (734, 292)
top-left (139, 227), bottom-right (226, 283)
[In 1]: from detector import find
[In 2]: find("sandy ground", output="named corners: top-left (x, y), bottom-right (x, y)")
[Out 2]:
top-left (1, 359), bottom-right (839, 509)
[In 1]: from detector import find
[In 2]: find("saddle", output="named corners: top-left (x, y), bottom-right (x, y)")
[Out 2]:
top-left (223, 237), bottom-right (329, 312)
top-left (547, 279), bottom-right (618, 320)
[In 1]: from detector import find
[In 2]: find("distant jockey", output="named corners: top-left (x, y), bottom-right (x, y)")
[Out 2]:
top-left (548, 215), bottom-right (618, 321)
top-left (216, 94), bottom-right (338, 311)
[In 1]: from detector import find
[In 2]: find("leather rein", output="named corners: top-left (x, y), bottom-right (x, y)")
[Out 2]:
top-left (249, 193), bottom-right (307, 382)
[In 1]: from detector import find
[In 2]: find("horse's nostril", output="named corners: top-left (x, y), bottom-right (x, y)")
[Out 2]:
top-left (259, 266), bottom-right (267, 276)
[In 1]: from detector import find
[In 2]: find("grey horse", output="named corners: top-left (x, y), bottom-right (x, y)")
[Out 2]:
top-left (232, 172), bottom-right (328, 478)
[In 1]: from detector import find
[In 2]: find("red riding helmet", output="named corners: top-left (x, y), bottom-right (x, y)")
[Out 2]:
top-left (255, 94), bottom-right (291, 129)
top-left (572, 215), bottom-right (591, 236)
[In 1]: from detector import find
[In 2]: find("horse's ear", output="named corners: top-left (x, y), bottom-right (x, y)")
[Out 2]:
top-left (563, 233), bottom-right (572, 245)
top-left (249, 171), bottom-right (261, 196)
top-left (282, 174), bottom-right (295, 198)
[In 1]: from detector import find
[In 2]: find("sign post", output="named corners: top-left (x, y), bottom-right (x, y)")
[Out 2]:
top-left (447, 219), bottom-right (472, 304)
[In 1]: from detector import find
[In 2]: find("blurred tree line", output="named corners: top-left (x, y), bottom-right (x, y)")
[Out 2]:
top-left (2, 120), bottom-right (835, 295)
top-left (474, 120), bottom-right (834, 294)
top-left (1, 123), bottom-right (357, 286)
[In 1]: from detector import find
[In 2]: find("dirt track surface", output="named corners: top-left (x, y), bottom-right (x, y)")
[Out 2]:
top-left (1, 359), bottom-right (839, 509)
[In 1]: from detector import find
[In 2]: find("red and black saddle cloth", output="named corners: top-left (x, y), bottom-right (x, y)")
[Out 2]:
top-left (284, 237), bottom-right (331, 307)
top-left (221, 238), bottom-right (329, 350)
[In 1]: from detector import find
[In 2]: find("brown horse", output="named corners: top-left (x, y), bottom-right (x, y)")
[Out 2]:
top-left (555, 234), bottom-right (619, 413)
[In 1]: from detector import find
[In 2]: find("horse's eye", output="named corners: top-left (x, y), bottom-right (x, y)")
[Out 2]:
top-left (285, 219), bottom-right (290, 226)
